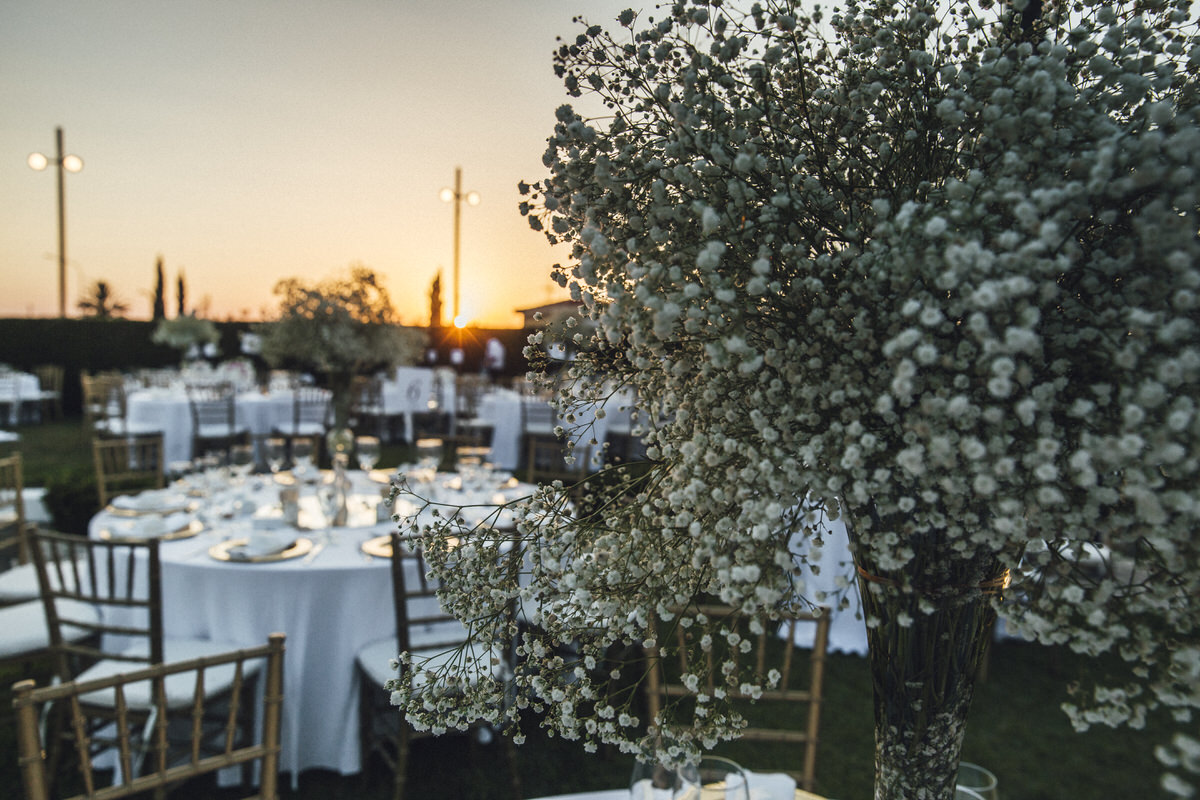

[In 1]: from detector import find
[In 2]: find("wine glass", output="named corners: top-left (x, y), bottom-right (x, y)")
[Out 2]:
top-left (415, 437), bottom-right (443, 472)
top-left (291, 437), bottom-right (314, 482)
top-left (355, 436), bottom-right (380, 472)
top-left (315, 471), bottom-right (342, 541)
top-left (230, 444), bottom-right (255, 483)
top-left (265, 437), bottom-right (287, 476)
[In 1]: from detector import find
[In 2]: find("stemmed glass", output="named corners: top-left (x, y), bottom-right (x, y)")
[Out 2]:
top-left (415, 438), bottom-right (443, 472)
top-left (230, 444), bottom-right (255, 484)
top-left (265, 437), bottom-right (287, 476)
top-left (315, 470), bottom-right (342, 545)
top-left (291, 437), bottom-right (315, 482)
top-left (355, 436), bottom-right (380, 473)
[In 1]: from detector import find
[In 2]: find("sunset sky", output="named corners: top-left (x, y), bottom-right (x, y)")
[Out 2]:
top-left (1, 0), bottom-right (640, 328)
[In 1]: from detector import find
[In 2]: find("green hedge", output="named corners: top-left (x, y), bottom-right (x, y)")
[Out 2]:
top-left (0, 319), bottom-right (535, 417)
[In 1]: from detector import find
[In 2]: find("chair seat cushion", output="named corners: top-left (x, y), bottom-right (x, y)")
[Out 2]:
top-left (0, 560), bottom-right (79, 603)
top-left (76, 638), bottom-right (263, 709)
top-left (195, 424), bottom-right (249, 439)
top-left (0, 598), bottom-right (100, 658)
top-left (272, 423), bottom-right (327, 436)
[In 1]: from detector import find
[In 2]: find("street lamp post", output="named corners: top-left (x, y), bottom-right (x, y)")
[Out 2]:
top-left (439, 166), bottom-right (479, 326)
top-left (28, 126), bottom-right (83, 318)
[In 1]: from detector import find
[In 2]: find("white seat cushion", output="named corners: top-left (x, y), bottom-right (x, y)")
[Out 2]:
top-left (0, 560), bottom-right (81, 603)
top-left (76, 638), bottom-right (263, 709)
top-left (0, 598), bottom-right (100, 658)
top-left (195, 423), bottom-right (248, 439)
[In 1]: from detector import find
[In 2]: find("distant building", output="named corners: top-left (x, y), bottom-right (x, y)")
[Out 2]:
top-left (516, 300), bottom-right (579, 329)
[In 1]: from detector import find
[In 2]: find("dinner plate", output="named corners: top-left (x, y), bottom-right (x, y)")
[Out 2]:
top-left (368, 469), bottom-right (396, 485)
top-left (210, 536), bottom-right (313, 563)
top-left (98, 519), bottom-right (204, 542)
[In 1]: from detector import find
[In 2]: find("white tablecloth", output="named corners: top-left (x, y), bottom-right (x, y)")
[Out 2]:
top-left (0, 372), bottom-right (41, 425)
top-left (125, 389), bottom-right (296, 466)
top-left (788, 502), bottom-right (867, 656)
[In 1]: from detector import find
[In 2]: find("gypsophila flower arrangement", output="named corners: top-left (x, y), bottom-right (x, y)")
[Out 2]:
top-left (387, 2), bottom-right (1200, 798)
top-left (151, 313), bottom-right (219, 356)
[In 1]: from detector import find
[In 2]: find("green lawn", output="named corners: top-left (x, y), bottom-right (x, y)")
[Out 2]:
top-left (0, 419), bottom-right (1175, 798)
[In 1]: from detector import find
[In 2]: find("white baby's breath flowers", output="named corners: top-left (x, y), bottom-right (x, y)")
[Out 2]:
top-left (391, 1), bottom-right (1199, 797)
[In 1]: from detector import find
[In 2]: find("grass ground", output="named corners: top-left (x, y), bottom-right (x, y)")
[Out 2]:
top-left (0, 418), bottom-right (1176, 798)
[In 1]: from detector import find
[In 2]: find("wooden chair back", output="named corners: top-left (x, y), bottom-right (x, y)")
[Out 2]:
top-left (31, 528), bottom-right (165, 680)
top-left (12, 632), bottom-right (286, 800)
top-left (0, 453), bottom-right (29, 569)
top-left (35, 365), bottom-right (65, 420)
top-left (645, 604), bottom-right (831, 792)
top-left (81, 373), bottom-right (126, 435)
top-left (92, 434), bottom-right (165, 508)
top-left (363, 531), bottom-right (518, 799)
top-left (289, 386), bottom-right (332, 435)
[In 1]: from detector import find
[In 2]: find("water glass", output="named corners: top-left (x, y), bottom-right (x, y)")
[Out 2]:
top-left (265, 438), bottom-right (287, 474)
top-left (957, 762), bottom-right (998, 800)
top-left (630, 757), bottom-right (749, 800)
top-left (683, 757), bottom-right (750, 800)
top-left (355, 436), bottom-right (380, 472)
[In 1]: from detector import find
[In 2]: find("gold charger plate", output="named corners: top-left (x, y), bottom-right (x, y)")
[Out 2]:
top-left (361, 535), bottom-right (392, 559)
top-left (368, 469), bottom-right (396, 484)
top-left (99, 519), bottom-right (204, 542)
top-left (210, 536), bottom-right (313, 563)
top-left (106, 501), bottom-right (196, 518)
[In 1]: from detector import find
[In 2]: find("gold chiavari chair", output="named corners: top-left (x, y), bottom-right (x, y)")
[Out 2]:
top-left (355, 532), bottom-right (520, 800)
top-left (645, 604), bottom-right (831, 793)
top-left (12, 633), bottom-right (286, 800)
top-left (92, 434), bottom-right (165, 509)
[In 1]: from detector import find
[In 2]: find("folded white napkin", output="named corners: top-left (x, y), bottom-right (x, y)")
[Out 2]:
top-left (238, 530), bottom-right (291, 557)
top-left (112, 490), bottom-right (186, 511)
top-left (745, 771), bottom-right (797, 800)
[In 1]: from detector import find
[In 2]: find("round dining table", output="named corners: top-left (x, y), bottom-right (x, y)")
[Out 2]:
top-left (87, 463), bottom-right (537, 783)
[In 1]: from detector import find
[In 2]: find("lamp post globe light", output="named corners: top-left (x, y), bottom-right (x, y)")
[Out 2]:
top-left (439, 166), bottom-right (479, 327)
top-left (28, 126), bottom-right (83, 318)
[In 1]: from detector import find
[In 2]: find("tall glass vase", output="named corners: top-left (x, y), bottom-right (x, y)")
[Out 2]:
top-left (855, 549), bottom-right (1007, 800)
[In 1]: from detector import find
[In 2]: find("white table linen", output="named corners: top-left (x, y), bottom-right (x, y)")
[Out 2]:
top-left (0, 372), bottom-right (41, 425)
top-left (787, 503), bottom-right (867, 656)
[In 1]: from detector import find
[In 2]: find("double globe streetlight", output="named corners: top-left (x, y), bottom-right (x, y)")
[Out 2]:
top-left (28, 127), bottom-right (84, 318)
top-left (439, 166), bottom-right (479, 327)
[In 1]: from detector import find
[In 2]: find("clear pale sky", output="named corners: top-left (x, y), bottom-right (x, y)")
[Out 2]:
top-left (1, 0), bottom-right (640, 328)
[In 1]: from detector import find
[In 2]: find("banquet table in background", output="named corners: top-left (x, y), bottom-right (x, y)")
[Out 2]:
top-left (478, 388), bottom-right (636, 472)
top-left (377, 366), bottom-right (457, 442)
top-left (124, 387), bottom-right (297, 466)
top-left (0, 370), bottom-right (42, 425)
top-left (87, 463), bottom-right (536, 781)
